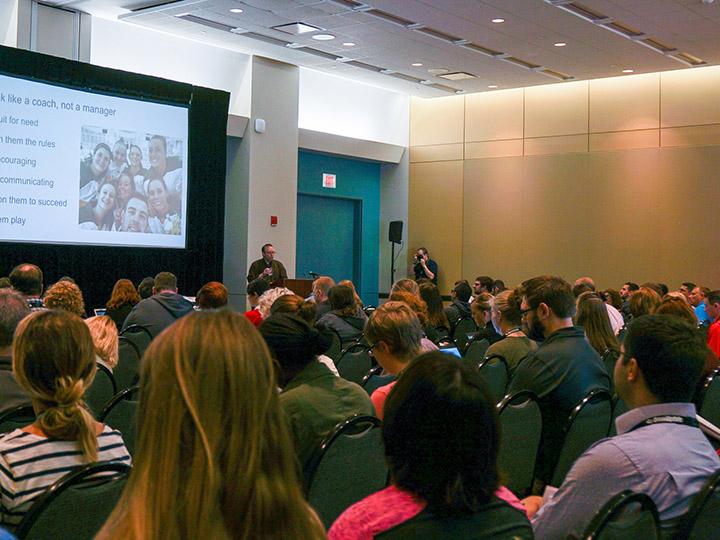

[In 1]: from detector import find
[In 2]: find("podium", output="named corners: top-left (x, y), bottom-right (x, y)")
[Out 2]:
top-left (284, 278), bottom-right (314, 299)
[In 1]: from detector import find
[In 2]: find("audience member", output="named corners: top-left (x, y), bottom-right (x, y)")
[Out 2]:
top-left (473, 275), bottom-right (494, 297)
top-left (85, 315), bottom-right (119, 372)
top-left (679, 282), bottom-right (696, 301)
top-left (418, 281), bottom-right (450, 333)
top-left (255, 287), bottom-right (294, 321)
top-left (471, 292), bottom-right (502, 345)
top-left (137, 276), bottom-right (154, 300)
top-left (602, 288), bottom-right (623, 311)
top-left (619, 281), bottom-right (639, 321)
top-left (365, 301), bottom-right (423, 419)
top-left (659, 283), bottom-right (669, 296)
top-left (121, 272), bottom-right (193, 337)
top-left (329, 352), bottom-right (532, 540)
top-left (574, 277), bottom-right (623, 335)
top-left (507, 276), bottom-right (610, 486)
top-left (641, 282), bottom-right (664, 296)
top-left (484, 289), bottom-right (538, 377)
top-left (105, 278), bottom-right (140, 329)
top-left (526, 315), bottom-right (720, 539)
top-left (390, 278), bottom-right (420, 297)
top-left (43, 280), bottom-right (86, 317)
top-left (389, 290), bottom-right (439, 348)
top-left (1, 310), bottom-right (130, 527)
top-left (9, 263), bottom-right (44, 310)
top-left (98, 310), bottom-right (324, 539)
top-left (311, 276), bottom-right (335, 318)
top-left (704, 290), bottom-right (720, 358)
top-left (260, 313), bottom-right (373, 469)
top-left (576, 291), bottom-right (620, 359)
top-left (492, 279), bottom-right (507, 295)
top-left (316, 285), bottom-right (367, 345)
top-left (444, 281), bottom-right (472, 332)
top-left (339, 279), bottom-right (364, 311)
top-left (0, 290), bottom-right (30, 414)
top-left (656, 296), bottom-right (697, 326)
top-left (629, 286), bottom-right (662, 319)
top-left (246, 243), bottom-right (288, 284)
top-left (690, 286), bottom-right (711, 324)
top-left (243, 278), bottom-right (270, 326)
top-left (0, 277), bottom-right (10, 289)
top-left (195, 281), bottom-right (228, 310)
top-left (413, 247), bottom-right (438, 285)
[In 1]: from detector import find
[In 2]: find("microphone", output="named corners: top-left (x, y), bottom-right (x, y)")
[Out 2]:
top-left (308, 271), bottom-right (319, 278)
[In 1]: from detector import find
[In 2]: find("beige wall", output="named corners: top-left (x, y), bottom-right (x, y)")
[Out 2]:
top-left (409, 66), bottom-right (720, 292)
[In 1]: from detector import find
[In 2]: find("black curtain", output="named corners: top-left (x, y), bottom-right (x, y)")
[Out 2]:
top-left (0, 45), bottom-right (229, 308)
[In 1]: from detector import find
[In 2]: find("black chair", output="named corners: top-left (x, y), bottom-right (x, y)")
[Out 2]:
top-left (15, 461), bottom-right (131, 540)
top-left (323, 328), bottom-right (344, 363)
top-left (0, 405), bottom-right (35, 434)
top-left (336, 343), bottom-right (374, 385)
top-left (84, 363), bottom-right (117, 418)
top-left (361, 365), bottom-right (396, 396)
top-left (434, 325), bottom-right (451, 344)
top-left (581, 490), bottom-right (660, 539)
top-left (477, 354), bottom-right (509, 404)
top-left (100, 386), bottom-right (140, 458)
top-left (119, 324), bottom-right (152, 357)
top-left (304, 415), bottom-right (386, 529)
top-left (114, 336), bottom-right (141, 392)
top-left (698, 368), bottom-right (720, 428)
top-left (550, 389), bottom-right (613, 487)
top-left (670, 469), bottom-right (720, 540)
top-left (601, 349), bottom-right (620, 386)
top-left (452, 317), bottom-right (477, 354)
top-left (496, 391), bottom-right (542, 497)
top-left (463, 337), bottom-right (490, 365)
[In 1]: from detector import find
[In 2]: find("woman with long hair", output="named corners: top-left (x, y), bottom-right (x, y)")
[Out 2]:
top-left (79, 142), bottom-right (112, 205)
top-left (329, 352), bottom-right (531, 539)
top-left (79, 181), bottom-right (116, 230)
top-left (97, 310), bottom-right (325, 540)
top-left (316, 285), bottom-right (367, 346)
top-left (146, 177), bottom-right (180, 235)
top-left (389, 290), bottom-right (439, 349)
top-left (629, 287), bottom-right (662, 318)
top-left (576, 292), bottom-right (620, 357)
top-left (85, 315), bottom-right (119, 372)
top-left (419, 281), bottom-right (450, 335)
top-left (106, 278), bottom-right (141, 329)
top-left (0, 310), bottom-right (130, 527)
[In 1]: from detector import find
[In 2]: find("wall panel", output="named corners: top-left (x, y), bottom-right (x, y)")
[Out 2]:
top-left (661, 66), bottom-right (720, 128)
top-left (409, 95), bottom-right (464, 147)
top-left (589, 73), bottom-right (660, 133)
top-left (524, 81), bottom-right (588, 138)
top-left (589, 130), bottom-right (659, 152)
top-left (465, 88), bottom-right (524, 142)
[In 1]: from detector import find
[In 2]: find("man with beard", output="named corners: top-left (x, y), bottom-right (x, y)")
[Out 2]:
top-left (507, 275), bottom-right (610, 488)
top-left (120, 195), bottom-right (150, 233)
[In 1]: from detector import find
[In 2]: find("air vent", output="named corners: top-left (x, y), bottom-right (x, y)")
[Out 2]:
top-left (428, 83), bottom-right (461, 93)
top-left (329, 0), bottom-right (370, 9)
top-left (130, 0), bottom-right (184, 12)
top-left (242, 32), bottom-right (292, 47)
top-left (413, 27), bottom-right (462, 44)
top-left (539, 69), bottom-right (575, 81)
top-left (368, 9), bottom-right (416, 27)
top-left (671, 52), bottom-right (707, 66)
top-left (638, 38), bottom-right (676, 54)
top-left (502, 57), bottom-right (541, 70)
top-left (460, 43), bottom-right (504, 57)
top-left (387, 72), bottom-right (425, 84)
top-left (344, 60), bottom-right (385, 72)
top-left (603, 22), bottom-right (644, 39)
top-left (549, 1), bottom-right (611, 23)
top-left (176, 14), bottom-right (236, 33)
top-left (437, 72), bottom-right (476, 81)
top-left (302, 47), bottom-right (342, 61)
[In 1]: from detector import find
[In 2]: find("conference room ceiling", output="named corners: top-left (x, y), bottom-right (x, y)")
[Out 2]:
top-left (50, 0), bottom-right (720, 97)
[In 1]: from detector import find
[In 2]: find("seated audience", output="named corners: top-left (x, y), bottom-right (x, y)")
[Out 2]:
top-left (0, 277), bottom-right (10, 289)
top-left (641, 282), bottom-right (665, 297)
top-left (1, 310), bottom-right (130, 528)
top-left (629, 286), bottom-right (662, 319)
top-left (419, 281), bottom-right (450, 335)
top-left (471, 292), bottom-right (502, 345)
top-left (526, 315), bottom-right (720, 539)
top-left (105, 278), bottom-right (140, 329)
top-left (575, 291), bottom-right (620, 359)
top-left (574, 277), bottom-right (623, 335)
top-left (255, 286), bottom-right (294, 321)
top-left (679, 282), bottom-right (696, 301)
top-left (364, 301), bottom-right (423, 419)
top-left (329, 352), bottom-right (532, 540)
top-left (492, 279), bottom-right (507, 295)
top-left (390, 278), bottom-right (420, 297)
top-left (690, 286), bottom-right (711, 324)
top-left (602, 288), bottom-right (623, 312)
top-left (484, 289), bottom-right (538, 377)
top-left (311, 276), bottom-right (335, 319)
top-left (507, 276), bottom-right (610, 486)
top-left (316, 285), bottom-right (367, 345)
top-left (0, 290), bottom-right (30, 414)
top-left (389, 290), bottom-right (439, 348)
top-left (137, 276), bottom-right (154, 300)
top-left (339, 279), bottom-right (364, 312)
top-left (619, 281), bottom-right (639, 322)
top-left (195, 281), bottom-right (228, 310)
top-left (243, 278), bottom-right (270, 326)
top-left (444, 281), bottom-right (472, 332)
top-left (473, 276), bottom-right (494, 298)
top-left (43, 280), bottom-right (86, 317)
top-left (260, 313), bottom-right (374, 469)
top-left (122, 272), bottom-right (193, 337)
top-left (9, 263), bottom-right (44, 310)
top-left (705, 290), bottom-right (720, 359)
top-left (85, 315), bottom-right (119, 372)
top-left (97, 310), bottom-right (324, 539)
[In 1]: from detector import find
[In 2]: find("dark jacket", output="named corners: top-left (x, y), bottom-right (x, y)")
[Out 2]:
top-left (0, 355), bottom-right (31, 414)
top-left (507, 326), bottom-right (611, 483)
top-left (444, 299), bottom-right (472, 331)
top-left (316, 312), bottom-right (367, 345)
top-left (105, 302), bottom-right (135, 330)
top-left (121, 291), bottom-right (194, 337)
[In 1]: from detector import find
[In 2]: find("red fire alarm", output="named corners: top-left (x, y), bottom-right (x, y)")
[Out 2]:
top-left (270, 215), bottom-right (278, 226)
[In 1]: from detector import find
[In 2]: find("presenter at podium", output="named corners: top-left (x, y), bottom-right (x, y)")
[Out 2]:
top-left (247, 244), bottom-right (288, 284)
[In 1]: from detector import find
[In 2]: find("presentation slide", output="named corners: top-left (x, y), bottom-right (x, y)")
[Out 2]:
top-left (0, 72), bottom-right (188, 248)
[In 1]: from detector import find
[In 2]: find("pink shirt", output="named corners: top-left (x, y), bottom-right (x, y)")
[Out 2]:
top-left (370, 381), bottom-right (396, 420)
top-left (328, 484), bottom-right (527, 540)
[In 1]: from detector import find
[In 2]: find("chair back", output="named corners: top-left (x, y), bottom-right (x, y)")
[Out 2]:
top-left (496, 391), bottom-right (542, 497)
top-left (699, 368), bottom-right (720, 427)
top-left (477, 354), bottom-right (509, 404)
top-left (114, 336), bottom-right (141, 392)
top-left (15, 461), bottom-right (131, 540)
top-left (100, 386), bottom-right (140, 458)
top-left (582, 490), bottom-right (660, 540)
top-left (434, 325), bottom-right (450, 343)
top-left (304, 415), bottom-right (386, 529)
top-left (452, 317), bottom-right (477, 354)
top-left (119, 324), bottom-right (152, 356)
top-left (671, 470), bottom-right (720, 540)
top-left (84, 363), bottom-right (117, 418)
top-left (0, 405), bottom-right (36, 434)
top-left (336, 344), bottom-right (374, 385)
top-left (323, 328), bottom-right (343, 362)
top-left (551, 389), bottom-right (613, 487)
top-left (361, 366), bottom-right (396, 396)
top-left (464, 338), bottom-right (489, 365)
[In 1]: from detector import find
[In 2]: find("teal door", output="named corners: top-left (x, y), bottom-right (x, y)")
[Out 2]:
top-left (296, 194), bottom-right (361, 288)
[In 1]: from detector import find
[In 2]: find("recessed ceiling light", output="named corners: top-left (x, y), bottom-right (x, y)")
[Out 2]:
top-left (412, 62), bottom-right (423, 67)
top-left (622, 68), bottom-right (634, 73)
top-left (492, 18), bottom-right (505, 23)
top-left (272, 22), bottom-right (322, 35)
top-left (229, 8), bottom-right (243, 13)
top-left (437, 71), bottom-right (476, 81)
top-left (342, 42), bottom-right (356, 47)
top-left (312, 33), bottom-right (336, 41)
top-left (488, 85), bottom-right (498, 89)
top-left (554, 42), bottom-right (566, 47)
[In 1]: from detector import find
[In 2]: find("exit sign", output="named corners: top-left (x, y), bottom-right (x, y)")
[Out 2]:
top-left (322, 173), bottom-right (337, 189)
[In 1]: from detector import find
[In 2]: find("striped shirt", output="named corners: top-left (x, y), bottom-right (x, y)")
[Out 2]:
top-left (0, 425), bottom-right (131, 527)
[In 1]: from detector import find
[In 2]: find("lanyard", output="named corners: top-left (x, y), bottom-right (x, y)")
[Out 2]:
top-left (628, 414), bottom-right (699, 433)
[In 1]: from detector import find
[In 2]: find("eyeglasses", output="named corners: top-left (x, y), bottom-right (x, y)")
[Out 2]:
top-left (520, 307), bottom-right (535, 319)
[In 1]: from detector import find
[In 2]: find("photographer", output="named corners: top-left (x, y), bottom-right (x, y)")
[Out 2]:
top-left (413, 247), bottom-right (438, 285)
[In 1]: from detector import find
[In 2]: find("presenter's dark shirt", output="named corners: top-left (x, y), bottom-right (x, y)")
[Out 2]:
top-left (413, 258), bottom-right (438, 285)
top-left (247, 259), bottom-right (288, 284)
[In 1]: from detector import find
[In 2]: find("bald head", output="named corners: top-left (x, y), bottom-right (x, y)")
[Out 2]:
top-left (9, 263), bottom-right (43, 297)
